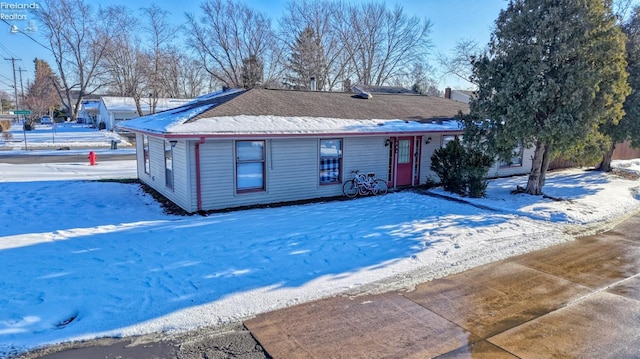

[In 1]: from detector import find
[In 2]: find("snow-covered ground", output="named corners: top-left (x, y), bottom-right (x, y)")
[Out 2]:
top-left (0, 122), bottom-right (132, 150)
top-left (0, 155), bottom-right (639, 357)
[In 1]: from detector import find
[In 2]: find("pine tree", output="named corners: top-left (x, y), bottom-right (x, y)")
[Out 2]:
top-left (23, 58), bottom-right (61, 119)
top-left (241, 55), bottom-right (264, 89)
top-left (468, 0), bottom-right (629, 195)
top-left (285, 26), bottom-right (326, 90)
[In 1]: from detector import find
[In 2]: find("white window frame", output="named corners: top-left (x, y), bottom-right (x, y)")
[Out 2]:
top-left (143, 135), bottom-right (150, 175)
top-left (236, 140), bottom-right (266, 192)
top-left (319, 138), bottom-right (343, 184)
top-left (164, 140), bottom-right (174, 190)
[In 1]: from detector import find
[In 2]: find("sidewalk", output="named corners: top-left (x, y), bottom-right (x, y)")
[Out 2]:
top-left (245, 212), bottom-right (640, 358)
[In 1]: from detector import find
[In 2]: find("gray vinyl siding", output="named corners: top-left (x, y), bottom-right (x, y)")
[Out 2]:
top-left (418, 133), bottom-right (534, 183)
top-left (194, 136), bottom-right (391, 211)
top-left (489, 147), bottom-right (535, 178)
top-left (197, 140), bottom-right (236, 210)
top-left (342, 136), bottom-right (391, 184)
top-left (419, 135), bottom-right (443, 184)
top-left (137, 133), bottom-right (536, 213)
top-left (136, 135), bottom-right (191, 211)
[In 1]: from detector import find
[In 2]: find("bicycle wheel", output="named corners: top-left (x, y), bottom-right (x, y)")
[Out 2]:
top-left (342, 180), bottom-right (359, 198)
top-left (372, 179), bottom-right (388, 195)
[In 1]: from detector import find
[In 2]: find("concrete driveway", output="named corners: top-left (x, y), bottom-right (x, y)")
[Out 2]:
top-left (245, 213), bottom-right (640, 358)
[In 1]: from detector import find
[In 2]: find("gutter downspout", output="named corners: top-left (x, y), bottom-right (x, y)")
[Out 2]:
top-left (195, 137), bottom-right (206, 211)
top-left (392, 137), bottom-right (398, 189)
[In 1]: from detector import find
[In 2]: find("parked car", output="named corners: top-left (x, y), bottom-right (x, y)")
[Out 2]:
top-left (40, 116), bottom-right (53, 125)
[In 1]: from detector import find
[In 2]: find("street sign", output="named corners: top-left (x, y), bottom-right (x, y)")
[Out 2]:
top-left (14, 110), bottom-right (31, 115)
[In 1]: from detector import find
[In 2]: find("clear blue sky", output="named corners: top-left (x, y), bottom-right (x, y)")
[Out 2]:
top-left (0, 0), bottom-right (510, 97)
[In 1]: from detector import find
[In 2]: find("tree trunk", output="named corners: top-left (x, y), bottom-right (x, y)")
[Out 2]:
top-left (598, 143), bottom-right (616, 172)
top-left (525, 140), bottom-right (546, 195)
top-left (538, 143), bottom-right (552, 189)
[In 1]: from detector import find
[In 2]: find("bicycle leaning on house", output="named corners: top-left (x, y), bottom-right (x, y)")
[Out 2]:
top-left (342, 170), bottom-right (388, 198)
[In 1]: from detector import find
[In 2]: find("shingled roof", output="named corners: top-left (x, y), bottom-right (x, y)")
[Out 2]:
top-left (190, 88), bottom-right (468, 122)
top-left (118, 88), bottom-right (468, 136)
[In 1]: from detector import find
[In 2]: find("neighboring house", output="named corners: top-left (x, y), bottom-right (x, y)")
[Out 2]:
top-left (118, 88), bottom-right (532, 213)
top-left (78, 99), bottom-right (101, 126)
top-left (444, 88), bottom-right (474, 104)
top-left (90, 96), bottom-right (193, 130)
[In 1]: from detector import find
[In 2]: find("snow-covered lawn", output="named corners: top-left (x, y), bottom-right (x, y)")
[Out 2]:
top-left (0, 159), bottom-right (639, 357)
top-left (0, 122), bottom-right (132, 150)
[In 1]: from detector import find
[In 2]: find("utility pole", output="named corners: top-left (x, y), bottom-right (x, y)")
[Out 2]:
top-left (18, 67), bottom-right (26, 101)
top-left (5, 57), bottom-right (27, 150)
top-left (18, 67), bottom-right (27, 124)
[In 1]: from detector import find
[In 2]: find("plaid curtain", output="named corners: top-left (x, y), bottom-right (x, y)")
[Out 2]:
top-left (320, 158), bottom-right (340, 183)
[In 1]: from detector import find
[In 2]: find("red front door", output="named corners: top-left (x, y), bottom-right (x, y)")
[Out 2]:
top-left (395, 137), bottom-right (414, 186)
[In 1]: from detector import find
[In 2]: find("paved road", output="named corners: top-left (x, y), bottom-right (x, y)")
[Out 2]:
top-left (17, 213), bottom-right (640, 358)
top-left (0, 152), bottom-right (135, 164)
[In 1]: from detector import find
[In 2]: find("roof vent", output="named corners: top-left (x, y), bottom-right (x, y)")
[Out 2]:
top-left (310, 76), bottom-right (317, 91)
top-left (352, 86), bottom-right (372, 99)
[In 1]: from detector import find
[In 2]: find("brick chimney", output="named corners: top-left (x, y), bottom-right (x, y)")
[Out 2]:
top-left (444, 87), bottom-right (452, 99)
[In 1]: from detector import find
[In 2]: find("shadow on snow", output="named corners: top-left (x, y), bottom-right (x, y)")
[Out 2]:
top-left (0, 186), bottom-right (510, 353)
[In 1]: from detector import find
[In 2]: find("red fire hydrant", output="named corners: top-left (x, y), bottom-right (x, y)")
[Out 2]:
top-left (88, 151), bottom-right (97, 166)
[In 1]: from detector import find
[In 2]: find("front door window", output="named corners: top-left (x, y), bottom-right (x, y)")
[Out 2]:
top-left (398, 139), bottom-right (411, 164)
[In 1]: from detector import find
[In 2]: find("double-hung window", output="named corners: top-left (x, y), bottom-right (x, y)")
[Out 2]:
top-left (500, 144), bottom-right (523, 167)
top-left (143, 135), bottom-right (150, 174)
top-left (236, 140), bottom-right (265, 192)
top-left (319, 139), bottom-right (342, 184)
top-left (441, 134), bottom-right (461, 148)
top-left (164, 140), bottom-right (174, 189)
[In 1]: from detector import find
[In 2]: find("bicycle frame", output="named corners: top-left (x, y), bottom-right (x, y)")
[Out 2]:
top-left (343, 170), bottom-right (388, 198)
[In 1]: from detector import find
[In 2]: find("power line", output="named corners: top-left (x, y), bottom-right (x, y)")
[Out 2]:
top-left (0, 19), bottom-right (51, 52)
top-left (0, 42), bottom-right (19, 60)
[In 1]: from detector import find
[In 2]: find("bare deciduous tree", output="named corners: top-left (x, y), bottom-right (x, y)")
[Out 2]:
top-left (280, 0), bottom-right (348, 91)
top-left (437, 39), bottom-right (481, 87)
top-left (334, 2), bottom-right (432, 86)
top-left (32, 0), bottom-right (113, 120)
top-left (408, 62), bottom-right (441, 96)
top-left (185, 0), bottom-right (277, 88)
top-left (159, 50), bottom-right (213, 98)
top-left (141, 4), bottom-right (177, 110)
top-left (99, 5), bottom-right (151, 116)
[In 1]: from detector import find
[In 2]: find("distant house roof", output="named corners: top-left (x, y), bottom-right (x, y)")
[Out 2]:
top-left (101, 97), bottom-right (193, 112)
top-left (352, 85), bottom-right (413, 94)
top-left (118, 88), bottom-right (468, 137)
top-left (81, 100), bottom-right (100, 111)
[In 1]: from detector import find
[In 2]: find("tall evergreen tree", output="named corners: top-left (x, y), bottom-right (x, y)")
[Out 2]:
top-left (285, 26), bottom-right (326, 90)
top-left (467, 0), bottom-right (629, 195)
top-left (23, 58), bottom-right (61, 119)
top-left (241, 55), bottom-right (264, 89)
top-left (597, 5), bottom-right (640, 171)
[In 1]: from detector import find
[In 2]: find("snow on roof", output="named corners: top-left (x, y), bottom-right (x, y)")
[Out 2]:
top-left (81, 101), bottom-right (100, 110)
top-left (167, 115), bottom-right (462, 135)
top-left (101, 96), bottom-right (193, 112)
top-left (118, 103), bottom-right (215, 134)
top-left (118, 89), bottom-right (463, 137)
top-left (120, 110), bottom-right (461, 136)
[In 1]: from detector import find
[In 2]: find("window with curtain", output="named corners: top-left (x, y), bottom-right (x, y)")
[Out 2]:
top-left (319, 139), bottom-right (342, 184)
top-left (164, 141), bottom-right (173, 189)
top-left (143, 135), bottom-right (150, 174)
top-left (236, 141), bottom-right (265, 191)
